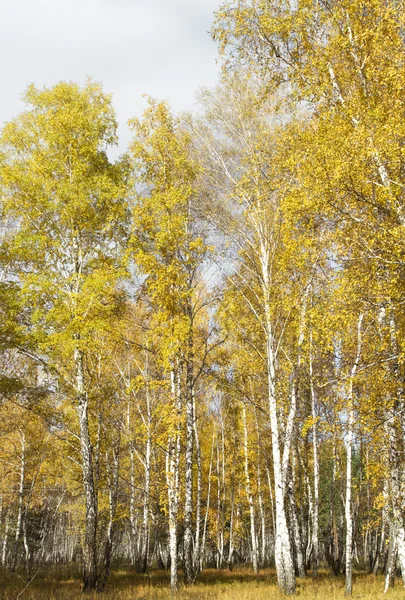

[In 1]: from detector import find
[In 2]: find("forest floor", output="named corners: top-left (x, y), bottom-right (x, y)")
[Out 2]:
top-left (1, 567), bottom-right (404, 600)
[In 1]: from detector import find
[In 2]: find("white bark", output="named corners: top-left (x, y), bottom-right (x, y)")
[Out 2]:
top-left (287, 453), bottom-right (305, 578)
top-left (184, 337), bottom-right (195, 584)
top-left (101, 442), bottom-right (120, 590)
top-left (267, 342), bottom-right (295, 594)
top-left (12, 431), bottom-right (25, 572)
top-left (257, 453), bottom-right (266, 567)
top-left (140, 376), bottom-right (152, 574)
top-left (282, 291), bottom-right (308, 486)
top-left (193, 397), bottom-right (202, 573)
top-left (384, 522), bottom-right (398, 593)
top-left (201, 429), bottom-right (215, 571)
top-left (309, 329), bottom-right (319, 575)
top-left (265, 463), bottom-right (276, 542)
top-left (385, 414), bottom-right (405, 590)
top-left (253, 408), bottom-right (267, 566)
top-left (129, 442), bottom-right (138, 567)
top-left (380, 306), bottom-right (405, 588)
top-left (74, 345), bottom-right (98, 591)
top-left (216, 440), bottom-right (224, 569)
top-left (2, 512), bottom-right (9, 567)
top-left (262, 251), bottom-right (296, 594)
top-left (166, 366), bottom-right (181, 593)
top-left (373, 479), bottom-right (388, 575)
top-left (345, 313), bottom-right (364, 595)
top-left (228, 485), bottom-right (235, 570)
top-left (242, 401), bottom-right (258, 574)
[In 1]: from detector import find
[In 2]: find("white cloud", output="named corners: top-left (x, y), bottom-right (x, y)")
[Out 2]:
top-left (0, 0), bottom-right (221, 154)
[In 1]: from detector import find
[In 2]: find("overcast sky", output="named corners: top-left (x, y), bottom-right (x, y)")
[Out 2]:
top-left (1, 0), bottom-right (222, 154)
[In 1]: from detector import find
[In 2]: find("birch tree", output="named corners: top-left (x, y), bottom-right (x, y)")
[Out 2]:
top-left (129, 98), bottom-right (208, 588)
top-left (0, 80), bottom-right (128, 591)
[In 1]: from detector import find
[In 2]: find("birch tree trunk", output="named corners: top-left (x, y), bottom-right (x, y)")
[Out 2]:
top-left (74, 346), bottom-right (98, 592)
top-left (384, 522), bottom-right (398, 593)
top-left (373, 479), bottom-right (388, 575)
top-left (309, 330), bottom-right (320, 576)
top-left (385, 413), bottom-right (405, 589)
top-left (345, 313), bottom-right (363, 595)
top-left (101, 441), bottom-right (120, 591)
top-left (11, 431), bottom-right (25, 572)
top-left (201, 429), bottom-right (215, 571)
top-left (242, 400), bottom-right (258, 574)
top-left (140, 380), bottom-right (152, 574)
top-left (287, 455), bottom-right (305, 577)
top-left (193, 397), bottom-right (202, 575)
top-left (345, 389), bottom-right (354, 596)
top-left (166, 367), bottom-right (181, 593)
top-left (22, 511), bottom-right (30, 577)
top-left (298, 449), bottom-right (313, 568)
top-left (265, 463), bottom-right (276, 545)
top-left (262, 259), bottom-right (296, 594)
top-left (253, 406), bottom-right (267, 566)
top-left (228, 483), bottom-right (235, 570)
top-left (216, 440), bottom-right (224, 569)
top-left (129, 442), bottom-right (138, 567)
top-left (2, 512), bottom-right (9, 567)
top-left (184, 328), bottom-right (195, 584)
top-left (380, 306), bottom-right (405, 588)
top-left (280, 287), bottom-right (308, 581)
top-left (257, 458), bottom-right (266, 567)
top-left (267, 340), bottom-right (296, 594)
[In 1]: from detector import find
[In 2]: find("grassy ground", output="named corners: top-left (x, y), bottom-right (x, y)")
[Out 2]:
top-left (1, 567), bottom-right (404, 600)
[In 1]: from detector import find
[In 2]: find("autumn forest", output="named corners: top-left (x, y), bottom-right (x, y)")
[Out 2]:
top-left (1, 1), bottom-right (405, 598)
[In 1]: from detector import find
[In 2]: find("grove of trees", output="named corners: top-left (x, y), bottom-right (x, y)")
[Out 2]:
top-left (1, 0), bottom-right (405, 596)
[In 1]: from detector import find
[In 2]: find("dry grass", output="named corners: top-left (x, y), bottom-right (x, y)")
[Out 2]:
top-left (1, 567), bottom-right (404, 600)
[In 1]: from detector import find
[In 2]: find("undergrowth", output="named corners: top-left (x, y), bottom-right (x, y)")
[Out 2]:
top-left (1, 567), bottom-right (403, 599)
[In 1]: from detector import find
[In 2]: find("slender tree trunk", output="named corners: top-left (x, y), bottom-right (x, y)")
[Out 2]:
top-left (2, 512), bottom-right (9, 567)
top-left (277, 286), bottom-right (308, 590)
top-left (297, 447), bottom-right (313, 569)
top-left (12, 431), bottom-right (25, 572)
top-left (22, 501), bottom-right (31, 577)
top-left (266, 330), bottom-right (295, 594)
top-left (325, 434), bottom-right (342, 576)
top-left (74, 346), bottom-right (98, 592)
top-left (242, 401), bottom-right (258, 574)
top-left (221, 415), bottom-right (226, 565)
top-left (167, 436), bottom-right (179, 593)
top-left (385, 414), bottom-right (405, 588)
top-left (167, 366), bottom-right (181, 593)
top-left (345, 389), bottom-right (354, 596)
top-left (253, 407), bottom-right (266, 567)
top-left (265, 463), bottom-right (276, 546)
top-left (384, 522), bottom-right (398, 593)
top-left (257, 463), bottom-right (266, 568)
top-left (287, 457), bottom-right (305, 578)
top-left (184, 335), bottom-right (195, 584)
top-left (101, 441), bottom-right (120, 590)
top-left (216, 440), bottom-right (224, 569)
top-left (345, 313), bottom-right (363, 595)
top-left (228, 484), bottom-right (235, 570)
top-left (378, 305), bottom-right (405, 587)
top-left (140, 379), bottom-right (152, 574)
top-left (193, 397), bottom-right (202, 575)
top-left (201, 429), bottom-right (215, 571)
top-left (129, 442), bottom-right (138, 567)
top-left (386, 309), bottom-right (405, 586)
top-left (374, 479), bottom-right (388, 575)
top-left (309, 330), bottom-right (319, 576)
